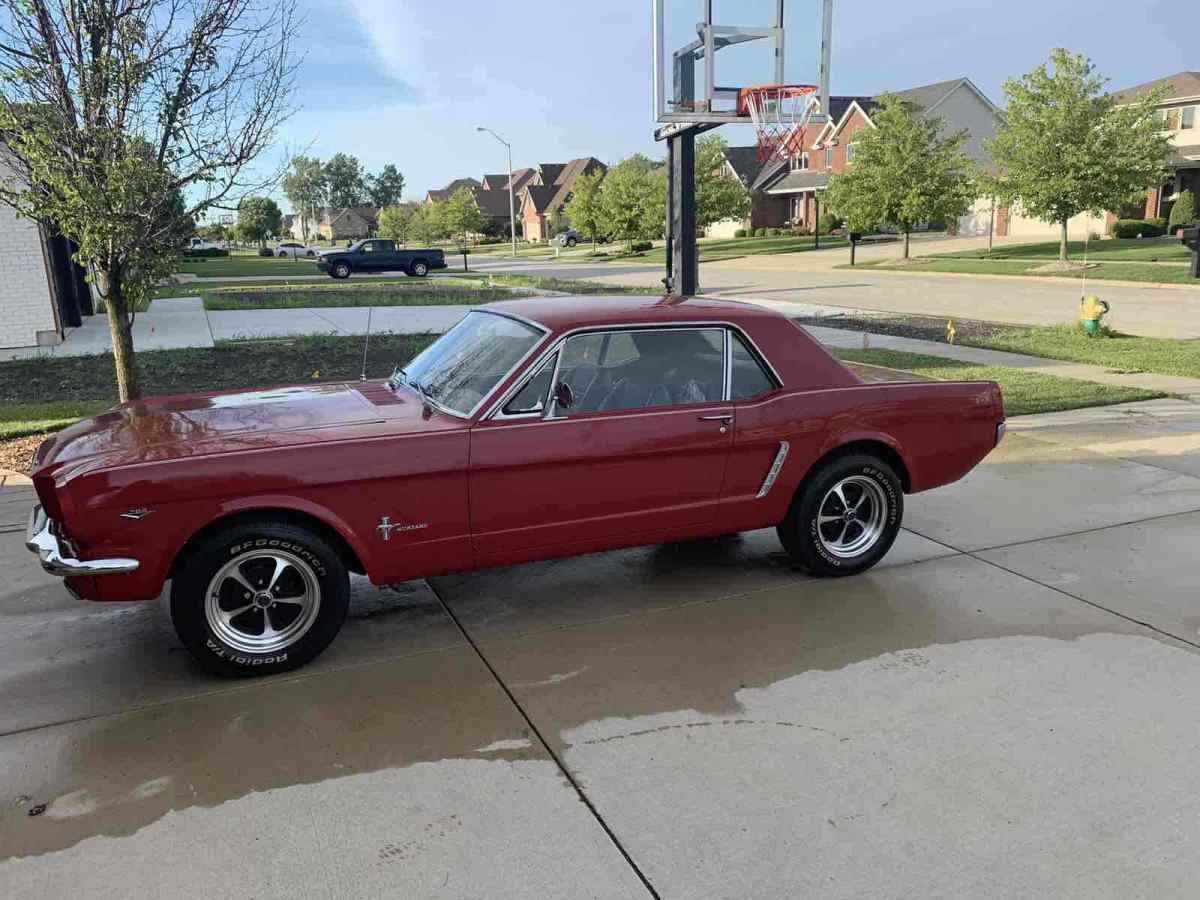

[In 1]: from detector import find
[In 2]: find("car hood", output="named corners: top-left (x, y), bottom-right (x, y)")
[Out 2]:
top-left (33, 382), bottom-right (425, 476)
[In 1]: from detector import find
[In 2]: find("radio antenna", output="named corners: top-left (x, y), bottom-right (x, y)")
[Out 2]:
top-left (360, 306), bottom-right (373, 382)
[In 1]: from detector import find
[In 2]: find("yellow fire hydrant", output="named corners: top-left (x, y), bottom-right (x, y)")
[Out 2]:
top-left (1080, 295), bottom-right (1110, 336)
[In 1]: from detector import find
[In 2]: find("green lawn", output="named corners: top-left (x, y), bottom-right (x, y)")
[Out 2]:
top-left (480, 274), bottom-right (651, 295)
top-left (179, 255), bottom-right (325, 277)
top-left (860, 257), bottom-right (1198, 285)
top-left (202, 283), bottom-right (524, 311)
top-left (832, 348), bottom-right (1164, 417)
top-left (0, 400), bottom-right (114, 439)
top-left (956, 324), bottom-right (1200, 380)
top-left (934, 237), bottom-right (1191, 262)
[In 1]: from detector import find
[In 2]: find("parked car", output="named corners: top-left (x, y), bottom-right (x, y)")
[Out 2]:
top-left (316, 239), bottom-right (447, 279)
top-left (275, 241), bottom-right (319, 259)
top-left (553, 229), bottom-right (610, 248)
top-left (187, 237), bottom-right (224, 252)
top-left (25, 296), bottom-right (1005, 677)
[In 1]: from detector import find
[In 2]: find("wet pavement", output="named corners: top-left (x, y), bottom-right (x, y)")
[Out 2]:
top-left (3, 400), bottom-right (1200, 897)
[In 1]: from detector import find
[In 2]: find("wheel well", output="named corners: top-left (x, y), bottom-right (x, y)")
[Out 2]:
top-left (798, 440), bottom-right (912, 496)
top-left (168, 508), bottom-right (366, 579)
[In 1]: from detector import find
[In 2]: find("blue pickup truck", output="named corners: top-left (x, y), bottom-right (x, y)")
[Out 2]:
top-left (317, 240), bottom-right (447, 280)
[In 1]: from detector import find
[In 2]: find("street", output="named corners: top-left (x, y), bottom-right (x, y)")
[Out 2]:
top-left (3, 399), bottom-right (1200, 897)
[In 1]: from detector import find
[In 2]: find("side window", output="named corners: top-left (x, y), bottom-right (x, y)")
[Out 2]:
top-left (730, 332), bottom-right (776, 400)
top-left (503, 352), bottom-right (557, 415)
top-left (361, 242), bottom-right (375, 253)
top-left (558, 328), bottom-right (725, 415)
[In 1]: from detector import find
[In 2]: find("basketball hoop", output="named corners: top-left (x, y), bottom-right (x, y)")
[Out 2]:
top-left (739, 84), bottom-right (820, 165)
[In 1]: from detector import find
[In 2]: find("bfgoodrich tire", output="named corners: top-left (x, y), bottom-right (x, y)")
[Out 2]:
top-left (170, 520), bottom-right (350, 677)
top-left (777, 453), bottom-right (903, 577)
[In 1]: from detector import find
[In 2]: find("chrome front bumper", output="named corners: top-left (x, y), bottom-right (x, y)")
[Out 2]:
top-left (25, 506), bottom-right (139, 577)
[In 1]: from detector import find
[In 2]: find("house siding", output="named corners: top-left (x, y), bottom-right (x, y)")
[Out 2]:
top-left (0, 177), bottom-right (57, 349)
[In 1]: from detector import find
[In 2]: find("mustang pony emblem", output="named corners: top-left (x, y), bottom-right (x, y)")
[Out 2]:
top-left (377, 516), bottom-right (430, 541)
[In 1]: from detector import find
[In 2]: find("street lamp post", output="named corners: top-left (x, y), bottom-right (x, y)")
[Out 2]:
top-left (476, 126), bottom-right (517, 259)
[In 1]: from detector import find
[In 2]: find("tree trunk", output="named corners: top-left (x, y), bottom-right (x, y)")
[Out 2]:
top-left (1060, 220), bottom-right (1069, 262)
top-left (102, 272), bottom-right (140, 402)
top-left (903, 229), bottom-right (911, 259)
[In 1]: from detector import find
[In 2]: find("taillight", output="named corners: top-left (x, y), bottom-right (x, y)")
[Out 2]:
top-left (33, 473), bottom-right (64, 521)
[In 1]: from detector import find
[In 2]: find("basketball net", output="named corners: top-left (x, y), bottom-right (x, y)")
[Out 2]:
top-left (739, 85), bottom-right (820, 166)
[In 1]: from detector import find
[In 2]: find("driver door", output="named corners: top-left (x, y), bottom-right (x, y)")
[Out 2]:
top-left (469, 326), bottom-right (734, 566)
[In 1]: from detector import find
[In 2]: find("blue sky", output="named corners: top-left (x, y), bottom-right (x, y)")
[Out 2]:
top-left (268, 0), bottom-right (1197, 211)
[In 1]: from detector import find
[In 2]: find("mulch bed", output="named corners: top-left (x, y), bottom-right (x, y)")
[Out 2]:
top-left (0, 435), bottom-right (42, 474)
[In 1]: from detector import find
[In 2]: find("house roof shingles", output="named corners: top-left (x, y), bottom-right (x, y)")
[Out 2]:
top-left (1112, 72), bottom-right (1200, 105)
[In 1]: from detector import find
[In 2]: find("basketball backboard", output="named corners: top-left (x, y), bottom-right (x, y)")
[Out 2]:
top-left (652, 0), bottom-right (833, 126)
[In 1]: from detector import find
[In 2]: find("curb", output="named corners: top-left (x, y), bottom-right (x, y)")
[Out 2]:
top-left (0, 470), bottom-right (32, 487)
top-left (840, 265), bottom-right (1200, 293)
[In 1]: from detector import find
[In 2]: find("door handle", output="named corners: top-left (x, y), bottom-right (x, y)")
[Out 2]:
top-left (698, 414), bottom-right (733, 422)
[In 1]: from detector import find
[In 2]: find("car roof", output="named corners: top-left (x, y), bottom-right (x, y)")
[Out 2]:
top-left (485, 294), bottom-right (787, 334)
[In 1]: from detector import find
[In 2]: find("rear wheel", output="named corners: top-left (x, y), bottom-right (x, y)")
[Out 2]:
top-left (409, 259), bottom-right (429, 277)
top-left (332, 261), bottom-right (351, 279)
top-left (566, 236), bottom-right (578, 247)
top-left (170, 520), bottom-right (350, 677)
top-left (777, 453), bottom-right (903, 577)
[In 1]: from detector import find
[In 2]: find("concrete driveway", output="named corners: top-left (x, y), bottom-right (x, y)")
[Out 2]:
top-left (3, 400), bottom-right (1200, 897)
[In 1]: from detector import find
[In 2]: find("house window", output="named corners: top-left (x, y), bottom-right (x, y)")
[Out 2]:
top-left (846, 143), bottom-right (857, 163)
top-left (1184, 106), bottom-right (1196, 130)
top-left (825, 147), bottom-right (833, 169)
top-left (1166, 108), bottom-right (1183, 131)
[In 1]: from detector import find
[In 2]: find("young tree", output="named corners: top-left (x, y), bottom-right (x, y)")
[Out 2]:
top-left (442, 188), bottom-right (488, 245)
top-left (324, 153), bottom-right (367, 208)
top-left (378, 203), bottom-right (418, 244)
top-left (564, 170), bottom-right (606, 248)
top-left (601, 157), bottom-right (661, 250)
top-left (1169, 190), bottom-right (1197, 232)
top-left (367, 165), bottom-right (406, 208)
top-left (283, 156), bottom-right (328, 240)
top-left (0, 0), bottom-right (298, 401)
top-left (696, 136), bottom-right (751, 233)
top-left (825, 94), bottom-right (977, 259)
top-left (236, 197), bottom-right (283, 246)
top-left (408, 202), bottom-right (447, 245)
top-left (988, 49), bottom-right (1171, 262)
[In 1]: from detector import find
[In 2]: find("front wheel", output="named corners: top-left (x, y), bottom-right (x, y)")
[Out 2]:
top-left (566, 236), bottom-right (577, 247)
top-left (170, 520), bottom-right (350, 677)
top-left (777, 453), bottom-right (903, 577)
top-left (332, 261), bottom-right (351, 279)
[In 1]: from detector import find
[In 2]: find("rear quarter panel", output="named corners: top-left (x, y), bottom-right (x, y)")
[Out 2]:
top-left (722, 380), bottom-right (1002, 531)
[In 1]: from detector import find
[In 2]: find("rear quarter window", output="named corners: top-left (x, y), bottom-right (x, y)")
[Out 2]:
top-left (730, 332), bottom-right (777, 400)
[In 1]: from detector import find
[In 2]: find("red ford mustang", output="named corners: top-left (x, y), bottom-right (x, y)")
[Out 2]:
top-left (26, 296), bottom-right (1005, 676)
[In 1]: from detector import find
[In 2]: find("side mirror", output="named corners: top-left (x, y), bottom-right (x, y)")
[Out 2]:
top-left (551, 381), bottom-right (574, 412)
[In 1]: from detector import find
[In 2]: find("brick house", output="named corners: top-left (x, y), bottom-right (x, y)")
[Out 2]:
top-left (1112, 72), bottom-right (1200, 225)
top-left (753, 81), bottom-right (1000, 233)
top-left (424, 178), bottom-right (482, 204)
top-left (518, 158), bottom-right (607, 241)
top-left (0, 155), bottom-right (94, 351)
top-left (705, 145), bottom-right (782, 237)
top-left (290, 206), bottom-right (380, 242)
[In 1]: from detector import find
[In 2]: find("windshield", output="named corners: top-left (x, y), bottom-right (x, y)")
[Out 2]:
top-left (399, 311), bottom-right (544, 416)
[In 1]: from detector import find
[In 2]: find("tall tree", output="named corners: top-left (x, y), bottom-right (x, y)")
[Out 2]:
top-left (564, 170), bottom-right (606, 248)
top-left (696, 136), bottom-right (751, 233)
top-left (825, 94), bottom-right (977, 259)
top-left (601, 157), bottom-right (661, 250)
top-left (442, 188), bottom-right (488, 245)
top-left (283, 155), bottom-right (328, 240)
top-left (0, 0), bottom-right (298, 401)
top-left (324, 153), bottom-right (367, 208)
top-left (987, 49), bottom-right (1171, 261)
top-left (367, 165), bottom-right (406, 207)
top-left (408, 202), bottom-right (447, 245)
top-left (236, 197), bottom-right (283, 246)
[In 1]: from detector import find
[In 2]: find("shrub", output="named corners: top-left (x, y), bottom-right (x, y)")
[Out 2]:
top-left (818, 213), bottom-right (844, 235)
top-left (1111, 218), bottom-right (1168, 239)
top-left (1169, 190), bottom-right (1197, 232)
top-left (181, 247), bottom-right (229, 258)
top-left (734, 228), bottom-right (749, 238)
top-left (630, 240), bottom-right (653, 252)
top-left (753, 227), bottom-right (767, 237)
top-left (257, 247), bottom-right (274, 257)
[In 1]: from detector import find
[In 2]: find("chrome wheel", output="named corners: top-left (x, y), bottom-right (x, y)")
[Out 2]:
top-left (816, 475), bottom-right (889, 559)
top-left (204, 550), bottom-right (321, 654)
